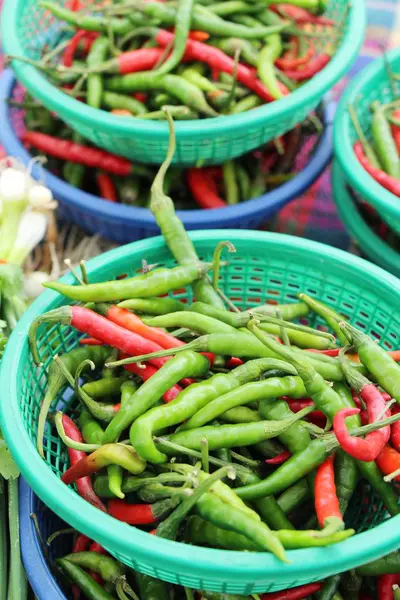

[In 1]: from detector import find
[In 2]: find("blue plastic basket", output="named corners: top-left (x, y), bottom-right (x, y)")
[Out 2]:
top-left (0, 70), bottom-right (334, 244)
top-left (19, 479), bottom-right (67, 600)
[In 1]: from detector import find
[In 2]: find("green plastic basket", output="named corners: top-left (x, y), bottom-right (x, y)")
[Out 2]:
top-left (2, 0), bottom-right (365, 165)
top-left (334, 49), bottom-right (400, 235)
top-left (332, 159), bottom-right (400, 278)
top-left (1, 230), bottom-right (400, 594)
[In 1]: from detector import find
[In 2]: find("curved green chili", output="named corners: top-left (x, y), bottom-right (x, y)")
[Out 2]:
top-left (87, 37), bottom-right (109, 109)
top-left (257, 34), bottom-right (284, 100)
top-left (57, 559), bottom-right (117, 600)
top-left (155, 0), bottom-right (194, 75)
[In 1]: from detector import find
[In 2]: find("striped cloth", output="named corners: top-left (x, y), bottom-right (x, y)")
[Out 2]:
top-left (0, 0), bottom-right (399, 252)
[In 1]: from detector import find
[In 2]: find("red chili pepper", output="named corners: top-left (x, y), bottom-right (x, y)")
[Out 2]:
top-left (265, 450), bottom-right (291, 465)
top-left (116, 47), bottom-right (166, 75)
top-left (22, 132), bottom-right (132, 176)
top-left (306, 348), bottom-right (340, 357)
top-left (285, 399), bottom-right (326, 425)
top-left (84, 32), bottom-right (100, 55)
top-left (99, 304), bottom-right (186, 351)
top-left (52, 306), bottom-right (171, 369)
top-left (79, 337), bottom-right (104, 346)
top-left (66, 0), bottom-right (83, 9)
top-left (63, 30), bottom-right (87, 67)
top-left (376, 445), bottom-right (400, 482)
top-left (89, 541), bottom-right (108, 556)
top-left (378, 573), bottom-right (400, 600)
top-left (282, 54), bottom-right (331, 81)
top-left (61, 415), bottom-right (107, 513)
top-left (108, 501), bottom-right (158, 525)
top-left (120, 354), bottom-right (182, 403)
top-left (187, 168), bottom-right (227, 209)
top-left (189, 30), bottom-right (210, 41)
top-left (271, 4), bottom-right (335, 25)
top-left (334, 406), bottom-right (390, 462)
top-left (134, 93), bottom-right (147, 103)
top-left (96, 172), bottom-right (118, 202)
top-left (71, 534), bottom-right (92, 600)
top-left (314, 454), bottom-right (343, 532)
top-left (259, 583), bottom-right (322, 599)
top-left (276, 40), bottom-right (315, 70)
top-left (354, 141), bottom-right (400, 197)
top-left (390, 108), bottom-right (400, 155)
top-left (226, 357), bottom-right (244, 369)
top-left (155, 29), bottom-right (285, 102)
top-left (391, 405), bottom-right (400, 451)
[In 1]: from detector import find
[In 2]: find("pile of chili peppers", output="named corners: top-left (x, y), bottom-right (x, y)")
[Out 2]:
top-left (350, 100), bottom-right (400, 199)
top-left (26, 116), bottom-right (400, 600)
top-left (43, 524), bottom-right (400, 599)
top-left (8, 0), bottom-right (341, 119)
top-left (15, 93), bottom-right (323, 207)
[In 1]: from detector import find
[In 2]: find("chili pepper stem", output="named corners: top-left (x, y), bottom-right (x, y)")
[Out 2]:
top-left (313, 516), bottom-right (344, 538)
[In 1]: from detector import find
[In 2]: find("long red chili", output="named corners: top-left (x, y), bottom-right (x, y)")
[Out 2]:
top-left (155, 29), bottom-right (280, 102)
top-left (276, 39), bottom-right (315, 70)
top-left (79, 337), bottom-right (104, 346)
top-left (314, 454), bottom-right (343, 533)
top-left (104, 47), bottom-right (166, 74)
top-left (281, 54), bottom-right (331, 81)
top-left (96, 172), bottom-right (118, 202)
top-left (61, 415), bottom-right (107, 513)
top-left (108, 500), bottom-right (162, 525)
top-left (354, 141), bottom-right (400, 197)
top-left (378, 573), bottom-right (400, 600)
top-left (52, 305), bottom-right (171, 369)
top-left (22, 132), bottom-right (132, 176)
top-left (376, 445), bottom-right (400, 482)
top-left (391, 405), bottom-right (400, 451)
top-left (63, 30), bottom-right (87, 67)
top-left (120, 354), bottom-right (182, 403)
top-left (334, 407), bottom-right (390, 462)
top-left (259, 583), bottom-right (322, 599)
top-left (265, 450), bottom-right (291, 465)
top-left (271, 4), bottom-right (335, 25)
top-left (187, 168), bottom-right (227, 209)
top-left (98, 304), bottom-right (186, 351)
top-left (89, 542), bottom-right (108, 555)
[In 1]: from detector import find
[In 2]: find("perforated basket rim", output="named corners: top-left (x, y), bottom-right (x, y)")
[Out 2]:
top-left (331, 159), bottom-right (400, 278)
top-left (0, 69), bottom-right (334, 229)
top-left (334, 48), bottom-right (400, 220)
top-left (3, 0), bottom-right (365, 143)
top-left (2, 230), bottom-right (400, 590)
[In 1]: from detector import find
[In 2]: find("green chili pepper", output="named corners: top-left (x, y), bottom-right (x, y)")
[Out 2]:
top-left (62, 552), bottom-right (125, 584)
top-left (103, 91), bottom-right (148, 115)
top-left (82, 375), bottom-right (129, 399)
top-left (340, 321), bottom-right (400, 402)
top-left (155, 0), bottom-right (194, 75)
top-left (134, 1), bottom-right (287, 38)
top-left (87, 37), bottom-right (109, 109)
top-left (219, 406), bottom-right (261, 423)
top-left (181, 374), bottom-right (302, 430)
top-left (277, 478), bottom-right (311, 514)
top-left (236, 165), bottom-right (251, 199)
top-left (57, 559), bottom-right (117, 600)
top-left (36, 346), bottom-right (109, 458)
top-left (44, 263), bottom-right (211, 302)
top-left (138, 483), bottom-right (179, 502)
top-left (208, 0), bottom-right (266, 17)
top-left (94, 472), bottom-right (189, 498)
top-left (216, 38), bottom-right (259, 66)
top-left (143, 310), bottom-right (240, 335)
top-left (164, 405), bottom-right (312, 451)
top-left (371, 100), bottom-right (400, 179)
top-left (259, 395), bottom-right (312, 455)
top-left (103, 350), bottom-right (209, 443)
top-left (230, 94), bottom-right (261, 114)
top-left (186, 515), bottom-right (355, 551)
top-left (150, 112), bottom-right (225, 309)
top-left (298, 293), bottom-right (348, 345)
top-left (106, 72), bottom-right (217, 117)
top-left (117, 297), bottom-right (185, 314)
top-left (40, 1), bottom-right (147, 32)
top-left (245, 301), bottom-right (310, 320)
top-left (156, 466), bottom-right (231, 540)
top-left (136, 572), bottom-right (169, 600)
top-left (222, 160), bottom-right (240, 205)
top-left (318, 575), bottom-right (342, 600)
top-left (356, 551), bottom-right (400, 576)
top-left (79, 408), bottom-right (105, 445)
top-left (257, 34), bottom-right (284, 100)
top-left (130, 358), bottom-right (299, 464)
